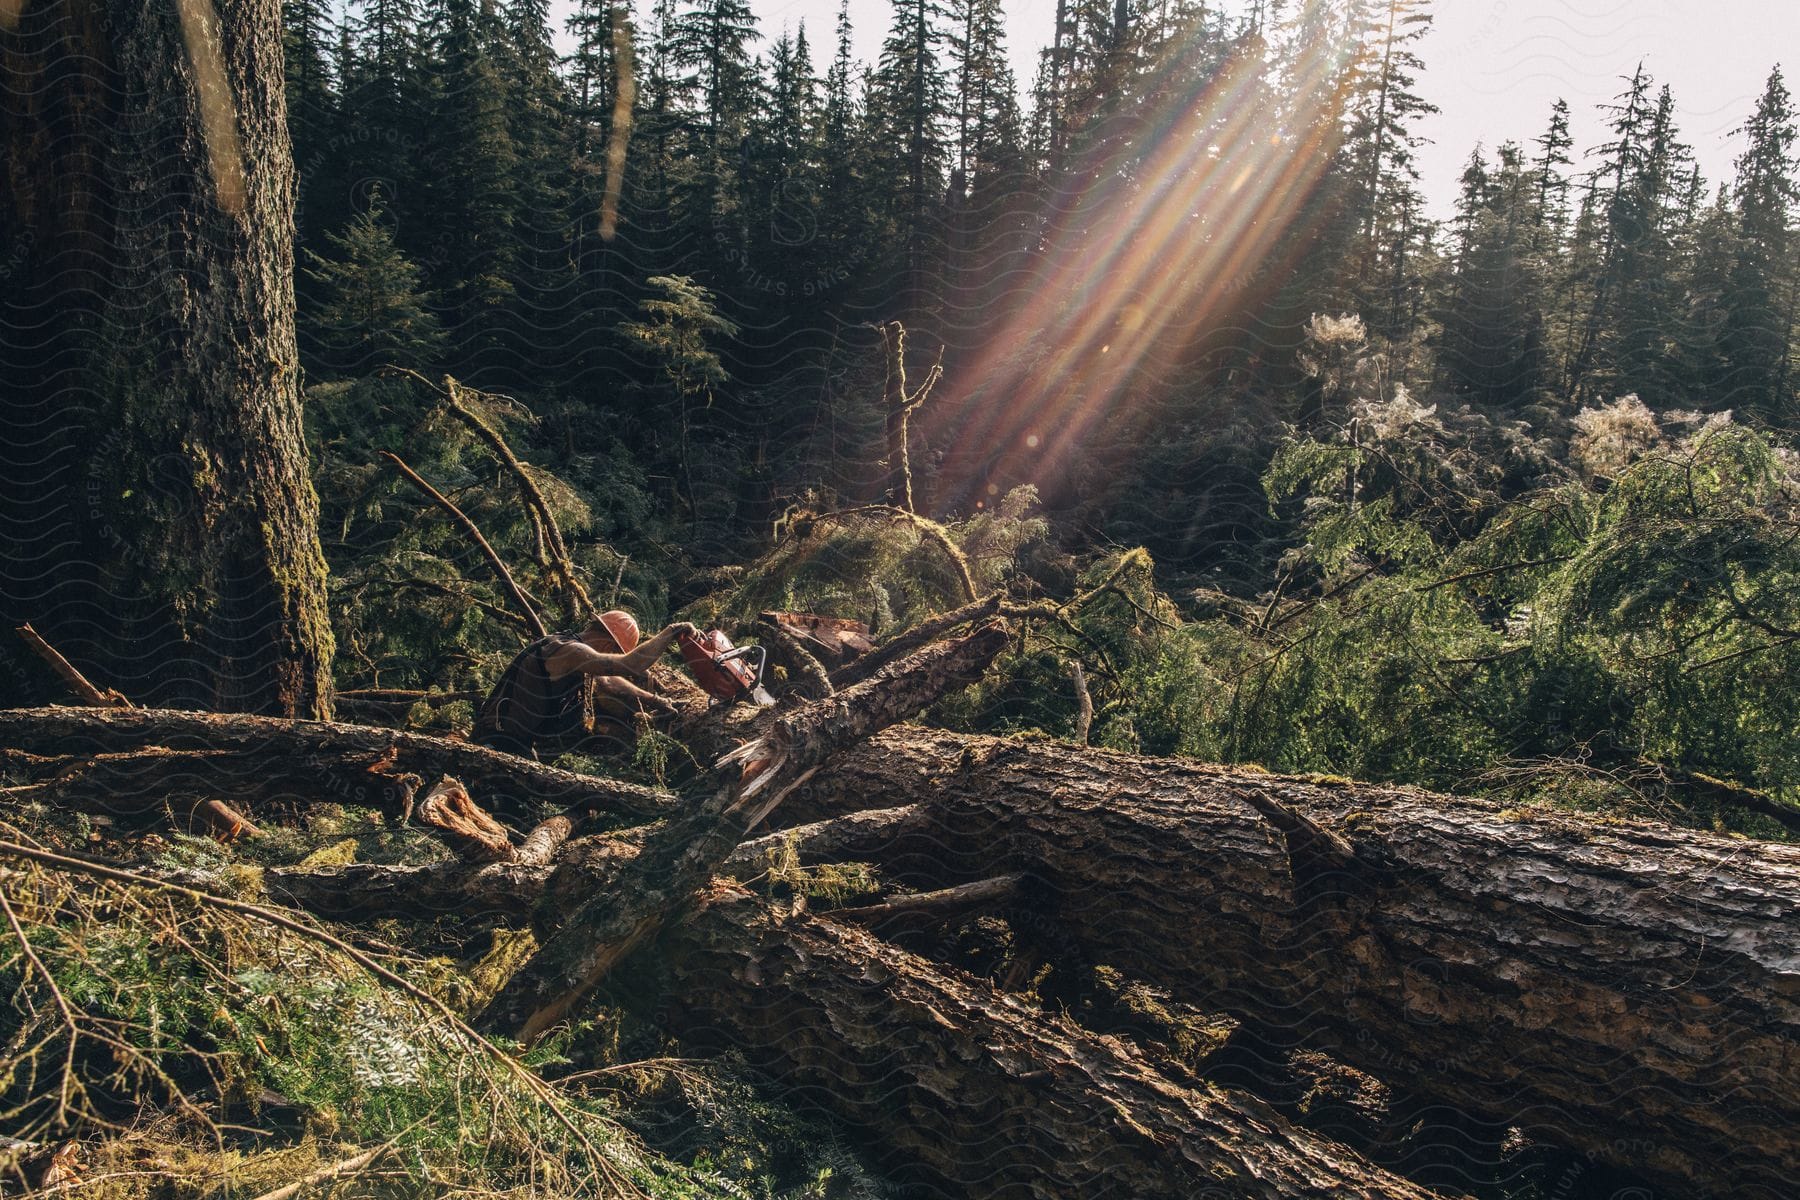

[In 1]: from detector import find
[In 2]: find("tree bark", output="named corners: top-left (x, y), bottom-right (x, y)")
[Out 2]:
top-left (656, 887), bottom-right (1440, 1200)
top-left (776, 726), bottom-right (1800, 1200)
top-left (0, 0), bottom-right (333, 717)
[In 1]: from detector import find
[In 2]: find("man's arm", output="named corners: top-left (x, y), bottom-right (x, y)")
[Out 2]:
top-left (543, 622), bottom-right (697, 682)
top-left (593, 673), bottom-right (678, 715)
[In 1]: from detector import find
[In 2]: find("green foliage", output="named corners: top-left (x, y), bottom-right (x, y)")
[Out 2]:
top-left (301, 190), bottom-right (447, 375)
top-left (708, 485), bottom-right (1046, 632)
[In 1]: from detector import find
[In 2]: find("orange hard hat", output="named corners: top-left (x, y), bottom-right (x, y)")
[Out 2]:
top-left (595, 610), bottom-right (640, 653)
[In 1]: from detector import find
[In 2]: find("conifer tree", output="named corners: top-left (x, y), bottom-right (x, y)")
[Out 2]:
top-left (1723, 66), bottom-right (1798, 419)
top-left (303, 191), bottom-right (448, 373)
top-left (421, 0), bottom-right (521, 362)
top-left (1531, 98), bottom-right (1574, 251)
top-left (871, 0), bottom-right (953, 311)
top-left (671, 0), bottom-right (760, 249)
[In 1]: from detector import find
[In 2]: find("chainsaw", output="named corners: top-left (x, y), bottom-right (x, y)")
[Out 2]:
top-left (678, 629), bottom-right (774, 706)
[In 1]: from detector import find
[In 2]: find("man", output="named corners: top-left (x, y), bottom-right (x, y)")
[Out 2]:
top-left (472, 610), bottom-right (697, 760)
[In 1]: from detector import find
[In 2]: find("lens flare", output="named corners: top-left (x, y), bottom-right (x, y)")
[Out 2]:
top-left (935, 18), bottom-right (1358, 511)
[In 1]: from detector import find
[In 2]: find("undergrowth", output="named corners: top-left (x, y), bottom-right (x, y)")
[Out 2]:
top-left (0, 810), bottom-right (889, 1199)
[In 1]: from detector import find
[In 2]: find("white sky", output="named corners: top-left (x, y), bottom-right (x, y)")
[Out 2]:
top-left (542, 0), bottom-right (1794, 215)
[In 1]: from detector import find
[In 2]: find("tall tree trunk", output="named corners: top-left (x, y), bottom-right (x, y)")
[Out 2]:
top-left (0, 0), bottom-right (334, 717)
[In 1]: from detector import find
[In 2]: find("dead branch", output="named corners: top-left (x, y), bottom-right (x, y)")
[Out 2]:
top-left (380, 449), bottom-right (547, 639)
top-left (878, 321), bottom-right (944, 515)
top-left (825, 874), bottom-right (1023, 925)
top-left (1070, 659), bottom-right (1092, 746)
top-left (828, 593), bottom-right (1001, 689)
top-left (416, 370), bottom-right (596, 625)
top-left (14, 625), bottom-right (131, 708)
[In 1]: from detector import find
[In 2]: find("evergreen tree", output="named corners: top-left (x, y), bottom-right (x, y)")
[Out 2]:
top-left (1723, 66), bottom-right (1798, 420)
top-left (1343, 0), bottom-right (1438, 343)
top-left (1531, 98), bottom-right (1574, 250)
top-left (870, 0), bottom-right (953, 311)
top-left (283, 0), bottom-right (341, 260)
top-left (303, 192), bottom-right (448, 373)
top-left (421, 0), bottom-right (521, 365)
top-left (671, 0), bottom-right (761, 247)
top-left (1435, 143), bottom-right (1550, 407)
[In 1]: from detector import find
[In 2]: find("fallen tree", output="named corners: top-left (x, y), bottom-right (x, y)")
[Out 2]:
top-left (473, 622), bottom-right (1011, 1043)
top-left (0, 706), bottom-right (674, 827)
top-left (9, 665), bottom-right (1798, 1196)
top-left (770, 727), bottom-right (1800, 1200)
top-left (653, 885), bottom-right (1439, 1200)
top-left (260, 725), bottom-right (1800, 1196)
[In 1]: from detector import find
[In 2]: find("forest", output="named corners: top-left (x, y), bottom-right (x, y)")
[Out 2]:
top-left (1, 0), bottom-right (1798, 1196)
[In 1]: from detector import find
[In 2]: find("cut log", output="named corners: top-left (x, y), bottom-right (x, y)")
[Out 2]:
top-left (656, 886), bottom-right (1440, 1200)
top-left (473, 623), bottom-right (1010, 1044)
top-left (0, 707), bottom-right (674, 826)
top-left (776, 726), bottom-right (1800, 1200)
top-left (758, 611), bottom-right (875, 666)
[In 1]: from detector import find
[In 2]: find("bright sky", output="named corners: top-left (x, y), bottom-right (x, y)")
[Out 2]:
top-left (727, 0), bottom-right (1793, 215)
top-left (531, 1), bottom-right (1793, 214)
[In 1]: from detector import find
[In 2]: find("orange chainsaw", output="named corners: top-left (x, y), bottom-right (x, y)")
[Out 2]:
top-left (678, 629), bottom-right (774, 706)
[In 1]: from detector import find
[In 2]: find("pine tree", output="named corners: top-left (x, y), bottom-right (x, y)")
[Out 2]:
top-left (1722, 66), bottom-right (1798, 419)
top-left (1531, 98), bottom-right (1573, 251)
top-left (1565, 64), bottom-right (1666, 402)
top-left (283, 0), bottom-right (341, 258)
top-left (670, 0), bottom-right (760, 246)
top-left (421, 0), bottom-right (521, 363)
top-left (303, 191), bottom-right (448, 373)
top-left (567, 0), bottom-right (633, 156)
top-left (1434, 143), bottom-right (1550, 407)
top-left (1343, 0), bottom-right (1438, 343)
top-left (338, 0), bottom-right (427, 254)
top-left (870, 0), bottom-right (952, 312)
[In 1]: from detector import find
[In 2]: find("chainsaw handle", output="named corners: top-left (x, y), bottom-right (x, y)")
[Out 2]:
top-left (716, 643), bottom-right (767, 688)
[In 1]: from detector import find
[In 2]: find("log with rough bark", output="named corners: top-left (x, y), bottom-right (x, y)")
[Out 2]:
top-left (473, 623), bottom-right (1009, 1044)
top-left (0, 706), bottom-right (673, 826)
top-left (656, 886), bottom-right (1441, 1200)
top-left (183, 704), bottom-right (1800, 1195)
top-left (774, 726), bottom-right (1800, 1200)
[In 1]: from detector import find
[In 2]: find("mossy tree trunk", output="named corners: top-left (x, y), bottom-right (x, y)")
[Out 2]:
top-left (0, 0), bottom-right (333, 717)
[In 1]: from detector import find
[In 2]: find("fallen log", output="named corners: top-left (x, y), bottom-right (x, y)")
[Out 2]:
top-left (0, 707), bottom-right (674, 826)
top-left (656, 886), bottom-right (1440, 1200)
top-left (264, 807), bottom-right (927, 927)
top-left (473, 623), bottom-right (1010, 1043)
top-left (776, 726), bottom-right (1800, 1200)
